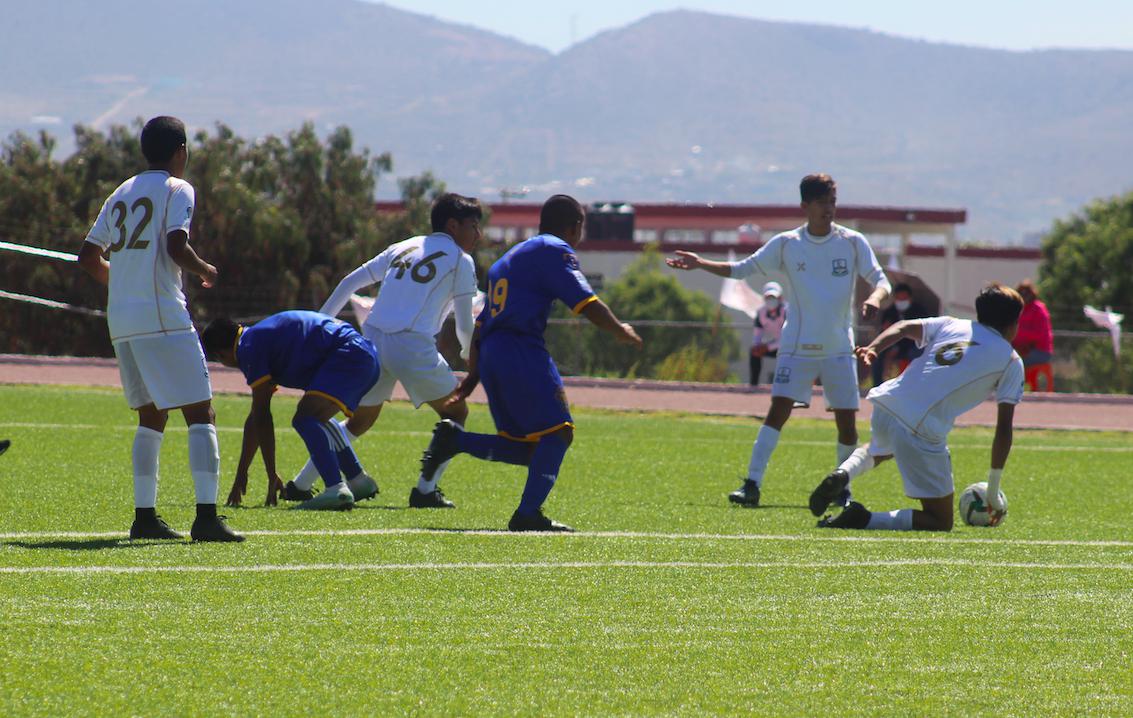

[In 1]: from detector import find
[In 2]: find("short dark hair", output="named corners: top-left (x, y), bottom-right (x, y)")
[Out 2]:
top-left (975, 284), bottom-right (1024, 333)
top-left (200, 317), bottom-right (240, 360)
top-left (141, 116), bottom-right (187, 164)
top-left (539, 194), bottom-right (585, 236)
top-left (800, 173), bottom-right (836, 203)
top-left (431, 193), bottom-right (482, 233)
top-left (892, 282), bottom-right (913, 296)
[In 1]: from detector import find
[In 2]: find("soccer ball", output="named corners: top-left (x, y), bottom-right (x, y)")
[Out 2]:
top-left (959, 482), bottom-right (1007, 527)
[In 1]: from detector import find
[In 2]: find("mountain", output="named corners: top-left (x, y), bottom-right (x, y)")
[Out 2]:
top-left (3, 2), bottom-right (1131, 241)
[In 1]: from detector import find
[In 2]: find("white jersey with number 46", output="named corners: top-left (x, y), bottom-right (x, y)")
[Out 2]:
top-left (84, 170), bottom-right (195, 343)
top-left (868, 316), bottom-right (1025, 444)
top-left (359, 233), bottom-right (477, 336)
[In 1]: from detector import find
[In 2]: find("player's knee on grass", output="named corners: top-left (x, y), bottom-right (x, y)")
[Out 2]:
top-left (915, 496), bottom-right (954, 532)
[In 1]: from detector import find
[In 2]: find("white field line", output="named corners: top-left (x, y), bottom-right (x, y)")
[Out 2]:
top-left (1, 559), bottom-right (1131, 575)
top-left (2, 527), bottom-right (1132, 548)
top-left (0, 421), bottom-right (1128, 453)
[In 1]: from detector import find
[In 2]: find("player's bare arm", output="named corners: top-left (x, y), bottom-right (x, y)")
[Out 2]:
top-left (77, 241), bottom-right (110, 285)
top-left (226, 410), bottom-right (259, 507)
top-left (229, 382), bottom-right (284, 506)
top-left (861, 284), bottom-right (890, 321)
top-left (856, 319), bottom-right (923, 365)
top-left (665, 250), bottom-right (733, 278)
top-left (167, 229), bottom-right (218, 288)
top-left (986, 402), bottom-right (1015, 522)
top-left (581, 299), bottom-right (643, 349)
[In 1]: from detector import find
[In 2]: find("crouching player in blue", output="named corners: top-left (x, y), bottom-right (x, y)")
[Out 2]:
top-left (419, 194), bottom-right (643, 531)
top-left (201, 311), bottom-right (381, 510)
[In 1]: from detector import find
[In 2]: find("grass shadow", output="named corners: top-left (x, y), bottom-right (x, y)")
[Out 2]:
top-left (4, 538), bottom-right (148, 551)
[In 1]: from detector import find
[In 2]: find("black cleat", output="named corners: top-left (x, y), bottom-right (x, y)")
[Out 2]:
top-left (817, 501), bottom-right (871, 529)
top-left (0, 439), bottom-right (10, 457)
top-left (728, 479), bottom-right (761, 507)
top-left (190, 515), bottom-right (245, 542)
top-left (129, 515), bottom-right (183, 540)
top-left (809, 469), bottom-right (851, 516)
top-left (409, 486), bottom-right (456, 509)
top-left (508, 509), bottom-right (575, 533)
top-left (419, 419), bottom-right (462, 483)
top-left (281, 480), bottom-right (315, 502)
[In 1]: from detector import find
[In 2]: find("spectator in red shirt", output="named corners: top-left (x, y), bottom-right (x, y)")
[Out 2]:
top-left (1012, 279), bottom-right (1053, 366)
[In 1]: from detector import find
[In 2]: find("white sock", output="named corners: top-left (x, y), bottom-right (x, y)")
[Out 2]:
top-left (187, 423), bottom-right (220, 504)
top-left (418, 420), bottom-right (463, 494)
top-left (866, 509), bottom-right (913, 530)
top-left (839, 447), bottom-right (876, 480)
top-left (746, 425), bottom-right (781, 487)
top-left (339, 419), bottom-right (359, 444)
top-left (837, 442), bottom-right (856, 465)
top-left (132, 426), bottom-right (163, 509)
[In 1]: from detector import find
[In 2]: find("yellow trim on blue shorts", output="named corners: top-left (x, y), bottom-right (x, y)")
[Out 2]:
top-left (249, 374), bottom-right (273, 389)
top-left (306, 390), bottom-right (352, 418)
top-left (572, 295), bottom-right (598, 314)
top-left (498, 421), bottom-right (574, 443)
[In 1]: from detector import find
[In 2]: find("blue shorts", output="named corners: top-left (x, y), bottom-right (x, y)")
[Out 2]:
top-left (307, 336), bottom-right (381, 417)
top-left (479, 332), bottom-right (573, 441)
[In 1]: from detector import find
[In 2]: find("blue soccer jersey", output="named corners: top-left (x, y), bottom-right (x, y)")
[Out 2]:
top-left (236, 310), bottom-right (380, 414)
top-left (478, 234), bottom-right (596, 345)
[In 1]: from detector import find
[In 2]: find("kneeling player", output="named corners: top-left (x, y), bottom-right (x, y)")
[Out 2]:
top-left (202, 311), bottom-right (381, 510)
top-left (809, 284), bottom-right (1024, 531)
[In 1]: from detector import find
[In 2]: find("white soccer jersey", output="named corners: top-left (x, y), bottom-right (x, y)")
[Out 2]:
top-left (84, 171), bottom-right (195, 343)
top-left (360, 233), bottom-right (477, 335)
top-left (731, 223), bottom-right (888, 358)
top-left (868, 317), bottom-right (1025, 444)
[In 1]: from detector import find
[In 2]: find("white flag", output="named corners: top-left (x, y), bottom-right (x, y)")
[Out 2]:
top-left (1083, 305), bottom-right (1124, 358)
top-left (718, 250), bottom-right (763, 319)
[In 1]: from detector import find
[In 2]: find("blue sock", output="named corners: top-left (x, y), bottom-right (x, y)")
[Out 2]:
top-left (457, 432), bottom-right (531, 466)
top-left (324, 420), bottom-right (363, 478)
top-left (292, 415), bottom-right (342, 486)
top-left (517, 434), bottom-right (570, 516)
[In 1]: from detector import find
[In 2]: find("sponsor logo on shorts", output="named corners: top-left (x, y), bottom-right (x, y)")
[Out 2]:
top-left (802, 343), bottom-right (823, 351)
top-left (831, 258), bottom-right (849, 277)
top-left (775, 366), bottom-right (792, 384)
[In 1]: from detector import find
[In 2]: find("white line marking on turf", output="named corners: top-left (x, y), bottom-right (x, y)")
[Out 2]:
top-left (7, 559), bottom-right (1133, 574)
top-left (2, 528), bottom-right (1132, 548)
top-left (1, 559), bottom-right (1132, 575)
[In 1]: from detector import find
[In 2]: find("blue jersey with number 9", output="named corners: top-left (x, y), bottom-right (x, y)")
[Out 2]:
top-left (477, 234), bottom-right (596, 346)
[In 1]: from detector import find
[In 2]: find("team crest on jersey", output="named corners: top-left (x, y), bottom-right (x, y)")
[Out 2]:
top-left (775, 366), bottom-right (792, 384)
top-left (564, 253), bottom-right (580, 270)
top-left (831, 258), bottom-right (849, 277)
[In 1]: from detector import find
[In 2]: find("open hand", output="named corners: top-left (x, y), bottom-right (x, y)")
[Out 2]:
top-left (665, 250), bottom-right (701, 271)
top-left (619, 323), bottom-right (644, 349)
top-left (854, 345), bottom-right (878, 366)
top-left (225, 472), bottom-right (248, 507)
top-left (265, 473), bottom-right (284, 507)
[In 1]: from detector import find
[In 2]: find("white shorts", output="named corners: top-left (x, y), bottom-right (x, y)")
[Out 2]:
top-left (771, 354), bottom-right (860, 410)
top-left (360, 328), bottom-right (457, 408)
top-left (868, 407), bottom-right (953, 499)
top-left (114, 331), bottom-right (212, 411)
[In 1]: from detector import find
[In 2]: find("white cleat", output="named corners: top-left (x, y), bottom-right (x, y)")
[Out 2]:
top-left (297, 482), bottom-right (355, 511)
top-left (346, 472), bottom-right (379, 501)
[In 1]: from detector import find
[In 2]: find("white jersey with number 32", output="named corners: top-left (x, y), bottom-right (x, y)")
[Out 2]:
top-left (868, 317), bottom-right (1025, 443)
top-left (361, 233), bottom-right (477, 336)
top-left (83, 170), bottom-right (195, 343)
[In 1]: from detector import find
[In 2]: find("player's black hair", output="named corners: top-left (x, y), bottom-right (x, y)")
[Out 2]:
top-left (200, 317), bottom-right (240, 360)
top-left (892, 282), bottom-right (913, 295)
top-left (140, 116), bottom-right (187, 165)
top-left (431, 193), bottom-right (483, 233)
top-left (800, 173), bottom-right (836, 203)
top-left (975, 284), bottom-right (1024, 333)
top-left (539, 194), bottom-right (585, 236)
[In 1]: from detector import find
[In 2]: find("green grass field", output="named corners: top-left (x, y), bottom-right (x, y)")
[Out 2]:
top-left (1, 384), bottom-right (1130, 717)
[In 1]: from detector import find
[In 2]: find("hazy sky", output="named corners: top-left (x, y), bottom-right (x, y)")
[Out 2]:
top-left (375, 0), bottom-right (1133, 53)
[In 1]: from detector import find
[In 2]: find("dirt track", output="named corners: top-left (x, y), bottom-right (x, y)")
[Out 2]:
top-left (2, 354), bottom-right (1130, 432)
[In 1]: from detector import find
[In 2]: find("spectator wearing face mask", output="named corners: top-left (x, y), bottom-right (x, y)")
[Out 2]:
top-left (750, 282), bottom-right (787, 385)
top-left (872, 282), bottom-right (929, 387)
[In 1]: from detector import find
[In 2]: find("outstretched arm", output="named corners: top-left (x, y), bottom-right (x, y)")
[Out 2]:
top-left (665, 250), bottom-right (733, 278)
top-left (320, 265), bottom-right (376, 319)
top-left (581, 298), bottom-right (643, 349)
top-left (855, 319), bottom-right (924, 366)
top-left (984, 402), bottom-right (1014, 524)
